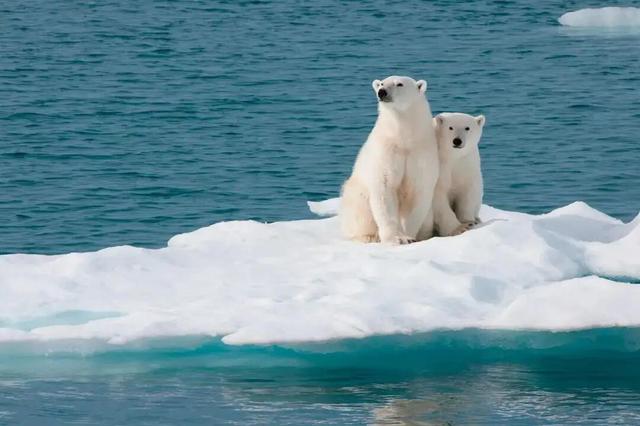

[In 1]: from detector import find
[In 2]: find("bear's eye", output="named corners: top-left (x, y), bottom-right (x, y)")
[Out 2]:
top-left (449, 126), bottom-right (453, 131)
top-left (396, 83), bottom-right (403, 87)
top-left (465, 127), bottom-right (470, 131)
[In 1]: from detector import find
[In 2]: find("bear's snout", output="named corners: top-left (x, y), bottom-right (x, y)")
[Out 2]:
top-left (377, 88), bottom-right (389, 101)
top-left (453, 137), bottom-right (463, 148)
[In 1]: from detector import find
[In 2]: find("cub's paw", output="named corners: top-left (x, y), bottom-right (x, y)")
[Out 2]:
top-left (451, 222), bottom-right (473, 236)
top-left (395, 235), bottom-right (416, 245)
top-left (473, 217), bottom-right (482, 226)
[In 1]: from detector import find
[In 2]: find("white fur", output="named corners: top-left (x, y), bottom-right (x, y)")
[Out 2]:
top-left (432, 112), bottom-right (486, 236)
top-left (340, 76), bottom-right (439, 244)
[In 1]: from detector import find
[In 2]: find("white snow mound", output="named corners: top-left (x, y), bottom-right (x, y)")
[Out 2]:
top-left (0, 200), bottom-right (639, 349)
top-left (559, 7), bottom-right (640, 27)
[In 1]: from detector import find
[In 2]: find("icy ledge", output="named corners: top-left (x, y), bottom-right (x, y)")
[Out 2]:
top-left (0, 200), bottom-right (639, 350)
top-left (559, 7), bottom-right (640, 27)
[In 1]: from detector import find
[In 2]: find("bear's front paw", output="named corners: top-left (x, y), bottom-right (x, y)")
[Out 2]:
top-left (451, 222), bottom-right (473, 236)
top-left (380, 233), bottom-right (416, 245)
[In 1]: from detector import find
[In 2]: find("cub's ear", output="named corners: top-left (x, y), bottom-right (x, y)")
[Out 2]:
top-left (416, 80), bottom-right (427, 94)
top-left (372, 79), bottom-right (382, 91)
top-left (434, 114), bottom-right (444, 129)
top-left (476, 115), bottom-right (486, 127)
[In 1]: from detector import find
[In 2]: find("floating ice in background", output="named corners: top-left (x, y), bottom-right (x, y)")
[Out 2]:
top-left (307, 198), bottom-right (340, 216)
top-left (559, 7), bottom-right (640, 27)
top-left (0, 199), bottom-right (639, 354)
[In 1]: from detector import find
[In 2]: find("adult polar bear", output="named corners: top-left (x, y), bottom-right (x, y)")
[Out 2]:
top-left (340, 76), bottom-right (439, 244)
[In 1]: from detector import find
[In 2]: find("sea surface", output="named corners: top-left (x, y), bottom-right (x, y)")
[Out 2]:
top-left (1, 0), bottom-right (640, 424)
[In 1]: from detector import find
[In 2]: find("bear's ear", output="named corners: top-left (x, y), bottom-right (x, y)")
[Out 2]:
top-left (372, 79), bottom-right (382, 91)
top-left (475, 115), bottom-right (486, 127)
top-left (434, 114), bottom-right (444, 129)
top-left (416, 80), bottom-right (427, 94)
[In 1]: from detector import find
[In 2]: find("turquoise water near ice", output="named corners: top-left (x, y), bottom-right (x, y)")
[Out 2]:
top-left (2, 330), bottom-right (640, 425)
top-left (2, 0), bottom-right (640, 424)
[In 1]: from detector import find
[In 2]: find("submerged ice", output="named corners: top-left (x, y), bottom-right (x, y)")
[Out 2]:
top-left (0, 199), bottom-right (639, 351)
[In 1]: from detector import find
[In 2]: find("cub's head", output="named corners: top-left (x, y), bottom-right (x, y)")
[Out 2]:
top-left (371, 76), bottom-right (427, 111)
top-left (434, 112), bottom-right (485, 155)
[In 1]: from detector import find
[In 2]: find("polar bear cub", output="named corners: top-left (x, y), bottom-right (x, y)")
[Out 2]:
top-left (432, 112), bottom-right (486, 236)
top-left (340, 76), bottom-right (439, 244)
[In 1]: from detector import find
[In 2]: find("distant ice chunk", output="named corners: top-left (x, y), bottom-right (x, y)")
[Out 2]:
top-left (559, 7), bottom-right (640, 27)
top-left (307, 198), bottom-right (340, 216)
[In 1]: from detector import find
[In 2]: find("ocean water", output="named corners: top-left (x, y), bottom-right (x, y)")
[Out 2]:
top-left (2, 0), bottom-right (640, 424)
top-left (2, 332), bottom-right (640, 425)
top-left (2, 0), bottom-right (640, 255)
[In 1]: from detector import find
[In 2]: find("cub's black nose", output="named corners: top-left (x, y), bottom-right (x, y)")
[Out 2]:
top-left (453, 137), bottom-right (463, 147)
top-left (377, 88), bottom-right (388, 100)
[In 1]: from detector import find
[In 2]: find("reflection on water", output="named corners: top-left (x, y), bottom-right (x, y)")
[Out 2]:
top-left (374, 399), bottom-right (447, 425)
top-left (1, 351), bottom-right (639, 424)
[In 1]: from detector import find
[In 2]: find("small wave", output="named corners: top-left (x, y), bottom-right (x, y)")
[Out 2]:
top-left (559, 7), bottom-right (640, 27)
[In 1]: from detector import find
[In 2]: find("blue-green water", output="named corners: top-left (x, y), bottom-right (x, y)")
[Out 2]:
top-left (2, 0), bottom-right (640, 424)
top-left (2, 0), bottom-right (639, 255)
top-left (2, 330), bottom-right (640, 425)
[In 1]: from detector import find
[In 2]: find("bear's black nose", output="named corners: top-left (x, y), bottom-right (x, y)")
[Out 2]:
top-left (453, 137), bottom-right (463, 147)
top-left (377, 88), bottom-right (388, 100)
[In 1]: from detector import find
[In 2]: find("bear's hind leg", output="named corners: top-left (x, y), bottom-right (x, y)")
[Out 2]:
top-left (339, 178), bottom-right (378, 242)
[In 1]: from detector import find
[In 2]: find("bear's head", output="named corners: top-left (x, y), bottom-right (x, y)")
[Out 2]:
top-left (434, 113), bottom-right (486, 156)
top-left (371, 76), bottom-right (427, 112)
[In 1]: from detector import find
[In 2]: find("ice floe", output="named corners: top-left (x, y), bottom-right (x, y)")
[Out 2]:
top-left (559, 7), bottom-right (640, 27)
top-left (0, 199), bottom-right (639, 352)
